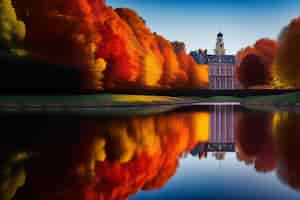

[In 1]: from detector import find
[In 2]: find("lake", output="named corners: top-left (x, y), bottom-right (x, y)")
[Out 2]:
top-left (0, 105), bottom-right (300, 200)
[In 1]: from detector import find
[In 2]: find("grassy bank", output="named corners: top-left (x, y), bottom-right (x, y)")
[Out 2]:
top-left (1, 92), bottom-right (299, 106)
top-left (240, 92), bottom-right (300, 112)
top-left (243, 92), bottom-right (300, 106)
top-left (0, 94), bottom-right (186, 116)
top-left (0, 92), bottom-right (299, 115)
top-left (192, 92), bottom-right (300, 106)
top-left (0, 94), bottom-right (180, 105)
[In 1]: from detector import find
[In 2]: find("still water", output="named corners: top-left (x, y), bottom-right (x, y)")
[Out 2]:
top-left (0, 105), bottom-right (300, 200)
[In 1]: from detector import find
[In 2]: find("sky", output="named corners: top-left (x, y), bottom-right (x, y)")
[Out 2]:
top-left (107, 0), bottom-right (300, 54)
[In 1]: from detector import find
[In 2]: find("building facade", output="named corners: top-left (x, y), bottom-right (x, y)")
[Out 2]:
top-left (208, 33), bottom-right (238, 89)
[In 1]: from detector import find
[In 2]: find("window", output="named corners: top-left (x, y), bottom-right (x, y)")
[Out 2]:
top-left (229, 79), bottom-right (233, 89)
top-left (212, 66), bottom-right (215, 75)
top-left (220, 78), bottom-right (224, 89)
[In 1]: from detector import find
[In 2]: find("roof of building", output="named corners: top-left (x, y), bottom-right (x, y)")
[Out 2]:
top-left (207, 54), bottom-right (235, 64)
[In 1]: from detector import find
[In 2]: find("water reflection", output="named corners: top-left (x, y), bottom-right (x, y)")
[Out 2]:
top-left (191, 105), bottom-right (235, 160)
top-left (0, 106), bottom-right (300, 199)
top-left (0, 111), bottom-right (210, 200)
top-left (235, 111), bottom-right (278, 172)
top-left (236, 111), bottom-right (300, 191)
top-left (0, 152), bottom-right (31, 200)
top-left (272, 112), bottom-right (300, 190)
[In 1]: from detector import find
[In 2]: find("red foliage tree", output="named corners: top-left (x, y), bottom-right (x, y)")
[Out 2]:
top-left (275, 17), bottom-right (300, 88)
top-left (96, 24), bottom-right (139, 87)
top-left (12, 0), bottom-right (209, 90)
top-left (236, 39), bottom-right (277, 88)
top-left (237, 54), bottom-right (272, 88)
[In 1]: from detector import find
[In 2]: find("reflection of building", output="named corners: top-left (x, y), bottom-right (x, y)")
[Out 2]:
top-left (212, 152), bottom-right (225, 160)
top-left (206, 143), bottom-right (235, 152)
top-left (210, 105), bottom-right (234, 144)
top-left (191, 105), bottom-right (236, 160)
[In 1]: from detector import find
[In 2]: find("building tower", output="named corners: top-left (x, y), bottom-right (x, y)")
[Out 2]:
top-left (208, 33), bottom-right (235, 89)
top-left (215, 32), bottom-right (226, 56)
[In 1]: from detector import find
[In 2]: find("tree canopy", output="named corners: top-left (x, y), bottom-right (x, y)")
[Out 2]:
top-left (274, 17), bottom-right (300, 88)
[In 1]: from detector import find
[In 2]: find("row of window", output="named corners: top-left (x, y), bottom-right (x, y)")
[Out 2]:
top-left (208, 58), bottom-right (235, 63)
top-left (210, 105), bottom-right (235, 143)
top-left (210, 77), bottom-right (234, 89)
top-left (209, 65), bottom-right (234, 76)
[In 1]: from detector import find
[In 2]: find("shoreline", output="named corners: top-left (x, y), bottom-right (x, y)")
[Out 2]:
top-left (0, 92), bottom-right (299, 115)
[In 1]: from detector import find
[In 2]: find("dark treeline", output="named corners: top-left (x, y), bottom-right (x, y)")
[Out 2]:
top-left (0, 53), bottom-right (298, 96)
top-left (0, 53), bottom-right (82, 93)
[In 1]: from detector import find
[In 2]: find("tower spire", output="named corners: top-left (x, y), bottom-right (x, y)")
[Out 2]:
top-left (215, 32), bottom-right (225, 56)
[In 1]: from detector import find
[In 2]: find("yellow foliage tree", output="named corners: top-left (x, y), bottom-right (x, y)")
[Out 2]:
top-left (0, 0), bottom-right (25, 49)
top-left (275, 17), bottom-right (300, 88)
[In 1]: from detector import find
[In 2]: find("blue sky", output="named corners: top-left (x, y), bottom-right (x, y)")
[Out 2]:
top-left (107, 0), bottom-right (300, 54)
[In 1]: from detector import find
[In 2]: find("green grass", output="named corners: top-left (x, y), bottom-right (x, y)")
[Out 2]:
top-left (191, 92), bottom-right (300, 107)
top-left (0, 92), bottom-right (299, 116)
top-left (0, 94), bottom-right (184, 116)
top-left (0, 94), bottom-right (180, 106)
top-left (1, 92), bottom-right (299, 106)
top-left (244, 92), bottom-right (300, 106)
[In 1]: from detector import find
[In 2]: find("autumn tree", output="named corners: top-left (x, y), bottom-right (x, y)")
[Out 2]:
top-left (274, 17), bottom-right (300, 88)
top-left (0, 0), bottom-right (25, 49)
top-left (10, 0), bottom-right (209, 90)
top-left (237, 54), bottom-right (272, 88)
top-left (236, 39), bottom-right (277, 88)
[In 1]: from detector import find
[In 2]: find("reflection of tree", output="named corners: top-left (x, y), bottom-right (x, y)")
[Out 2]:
top-left (9, 111), bottom-right (209, 200)
top-left (236, 111), bottom-right (300, 191)
top-left (275, 113), bottom-right (300, 190)
top-left (0, 152), bottom-right (31, 200)
top-left (235, 111), bottom-right (278, 173)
